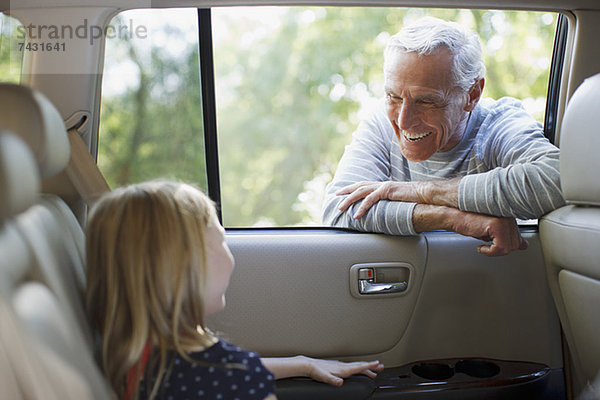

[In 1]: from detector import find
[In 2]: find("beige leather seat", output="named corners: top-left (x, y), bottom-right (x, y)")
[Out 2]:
top-left (0, 131), bottom-right (93, 399)
top-left (540, 73), bottom-right (600, 398)
top-left (0, 84), bottom-right (113, 399)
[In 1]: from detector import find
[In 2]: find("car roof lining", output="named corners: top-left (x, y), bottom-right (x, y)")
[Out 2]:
top-left (1, 0), bottom-right (600, 12)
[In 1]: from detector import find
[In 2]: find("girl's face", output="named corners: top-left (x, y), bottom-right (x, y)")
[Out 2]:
top-left (203, 211), bottom-right (235, 316)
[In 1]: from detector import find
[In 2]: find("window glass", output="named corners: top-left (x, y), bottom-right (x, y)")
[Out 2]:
top-left (0, 12), bottom-right (23, 83)
top-left (99, 7), bottom-right (557, 228)
top-left (212, 7), bottom-right (557, 227)
top-left (99, 9), bottom-right (207, 191)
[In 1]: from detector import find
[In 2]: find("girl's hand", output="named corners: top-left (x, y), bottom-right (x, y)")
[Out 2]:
top-left (262, 356), bottom-right (384, 387)
top-left (302, 357), bottom-right (384, 386)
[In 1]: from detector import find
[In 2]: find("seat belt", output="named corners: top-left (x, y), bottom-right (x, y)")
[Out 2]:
top-left (64, 128), bottom-right (111, 206)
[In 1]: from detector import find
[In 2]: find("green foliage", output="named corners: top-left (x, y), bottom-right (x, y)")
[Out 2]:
top-left (99, 13), bottom-right (207, 189)
top-left (97, 7), bottom-right (557, 227)
top-left (0, 13), bottom-right (23, 83)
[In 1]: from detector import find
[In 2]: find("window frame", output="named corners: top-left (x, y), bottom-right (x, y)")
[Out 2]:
top-left (196, 7), bottom-right (567, 226)
top-left (198, 8), bottom-right (222, 221)
top-left (544, 12), bottom-right (568, 144)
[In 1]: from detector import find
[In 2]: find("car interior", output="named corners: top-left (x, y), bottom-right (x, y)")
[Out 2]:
top-left (0, 0), bottom-right (599, 399)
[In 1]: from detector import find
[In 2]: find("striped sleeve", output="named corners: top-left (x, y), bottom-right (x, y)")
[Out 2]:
top-left (458, 99), bottom-right (565, 219)
top-left (322, 108), bottom-right (418, 235)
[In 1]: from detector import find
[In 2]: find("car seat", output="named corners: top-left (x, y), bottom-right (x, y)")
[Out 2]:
top-left (0, 83), bottom-right (114, 399)
top-left (540, 73), bottom-right (600, 398)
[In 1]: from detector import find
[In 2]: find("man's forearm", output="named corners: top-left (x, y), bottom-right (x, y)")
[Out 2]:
top-left (412, 204), bottom-right (528, 256)
top-left (335, 178), bottom-right (461, 221)
top-left (415, 177), bottom-right (460, 209)
top-left (412, 204), bottom-right (458, 232)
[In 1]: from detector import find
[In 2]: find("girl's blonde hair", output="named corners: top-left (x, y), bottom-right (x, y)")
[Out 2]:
top-left (85, 180), bottom-right (217, 399)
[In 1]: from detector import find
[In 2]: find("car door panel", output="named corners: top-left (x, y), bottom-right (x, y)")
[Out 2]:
top-left (208, 230), bottom-right (562, 371)
top-left (208, 232), bottom-right (427, 357)
top-left (382, 231), bottom-right (562, 369)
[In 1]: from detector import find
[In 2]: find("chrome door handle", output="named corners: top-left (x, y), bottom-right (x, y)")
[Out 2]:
top-left (351, 265), bottom-right (411, 297)
top-left (359, 279), bottom-right (407, 295)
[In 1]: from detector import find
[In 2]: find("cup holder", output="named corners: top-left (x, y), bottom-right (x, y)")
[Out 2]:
top-left (455, 359), bottom-right (500, 378)
top-left (411, 363), bottom-right (455, 380)
top-left (380, 359), bottom-right (552, 398)
top-left (411, 360), bottom-right (500, 381)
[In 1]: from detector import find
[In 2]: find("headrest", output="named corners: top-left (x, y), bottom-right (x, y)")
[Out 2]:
top-left (559, 73), bottom-right (600, 205)
top-left (0, 131), bottom-right (40, 222)
top-left (0, 84), bottom-right (69, 178)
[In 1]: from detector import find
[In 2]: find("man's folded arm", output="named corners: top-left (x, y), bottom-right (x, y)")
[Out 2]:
top-left (322, 195), bottom-right (418, 236)
top-left (458, 142), bottom-right (565, 220)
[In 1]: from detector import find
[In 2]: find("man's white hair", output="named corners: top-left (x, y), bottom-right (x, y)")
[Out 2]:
top-left (384, 16), bottom-right (486, 92)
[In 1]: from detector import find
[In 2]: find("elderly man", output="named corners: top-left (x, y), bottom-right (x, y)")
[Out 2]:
top-left (322, 17), bottom-right (565, 256)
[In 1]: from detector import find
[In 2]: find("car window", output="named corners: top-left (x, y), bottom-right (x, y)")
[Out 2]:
top-left (214, 7), bottom-right (556, 227)
top-left (0, 12), bottom-right (23, 83)
top-left (98, 7), bottom-right (557, 228)
top-left (99, 9), bottom-right (207, 191)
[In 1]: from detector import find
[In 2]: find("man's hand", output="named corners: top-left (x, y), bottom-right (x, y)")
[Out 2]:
top-left (453, 212), bottom-right (528, 256)
top-left (414, 205), bottom-right (528, 256)
top-left (336, 179), bottom-right (460, 219)
top-left (337, 181), bottom-right (421, 219)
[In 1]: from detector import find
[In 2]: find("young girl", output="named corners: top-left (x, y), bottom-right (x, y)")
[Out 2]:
top-left (85, 181), bottom-right (383, 400)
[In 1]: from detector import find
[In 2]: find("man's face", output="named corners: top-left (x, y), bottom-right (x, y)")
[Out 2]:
top-left (384, 48), bottom-right (470, 162)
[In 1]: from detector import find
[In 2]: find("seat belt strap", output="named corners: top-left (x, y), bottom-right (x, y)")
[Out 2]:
top-left (64, 128), bottom-right (111, 206)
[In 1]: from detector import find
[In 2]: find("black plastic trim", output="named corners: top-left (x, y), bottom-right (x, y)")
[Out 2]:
top-left (224, 226), bottom-right (539, 234)
top-left (544, 13), bottom-right (568, 144)
top-left (197, 8), bottom-right (222, 221)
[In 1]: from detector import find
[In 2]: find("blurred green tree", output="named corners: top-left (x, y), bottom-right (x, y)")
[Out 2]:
top-left (98, 7), bottom-right (557, 227)
top-left (0, 13), bottom-right (23, 83)
top-left (99, 12), bottom-right (207, 189)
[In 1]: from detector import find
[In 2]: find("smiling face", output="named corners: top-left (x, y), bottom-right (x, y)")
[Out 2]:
top-left (384, 48), bottom-right (477, 162)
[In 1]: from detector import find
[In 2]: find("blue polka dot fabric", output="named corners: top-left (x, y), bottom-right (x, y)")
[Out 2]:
top-left (138, 339), bottom-right (274, 399)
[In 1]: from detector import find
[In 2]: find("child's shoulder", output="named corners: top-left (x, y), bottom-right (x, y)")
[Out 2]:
top-left (163, 339), bottom-right (275, 399)
top-left (192, 338), bottom-right (263, 366)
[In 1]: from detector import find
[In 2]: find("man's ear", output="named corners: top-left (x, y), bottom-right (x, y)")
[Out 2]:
top-left (464, 77), bottom-right (484, 111)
